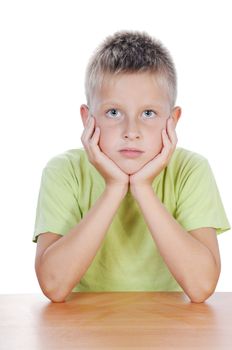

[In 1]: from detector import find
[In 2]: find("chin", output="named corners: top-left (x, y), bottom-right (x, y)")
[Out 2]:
top-left (117, 161), bottom-right (145, 175)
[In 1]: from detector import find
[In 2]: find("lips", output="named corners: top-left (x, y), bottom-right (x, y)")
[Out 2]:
top-left (119, 148), bottom-right (143, 152)
top-left (119, 148), bottom-right (144, 158)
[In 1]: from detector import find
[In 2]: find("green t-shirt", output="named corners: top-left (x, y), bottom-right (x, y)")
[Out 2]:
top-left (33, 147), bottom-right (230, 292)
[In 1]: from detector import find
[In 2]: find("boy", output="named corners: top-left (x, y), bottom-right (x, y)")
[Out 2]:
top-left (33, 30), bottom-right (230, 303)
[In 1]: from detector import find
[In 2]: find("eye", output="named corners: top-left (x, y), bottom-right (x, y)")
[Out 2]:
top-left (106, 108), bottom-right (121, 118)
top-left (143, 110), bottom-right (157, 118)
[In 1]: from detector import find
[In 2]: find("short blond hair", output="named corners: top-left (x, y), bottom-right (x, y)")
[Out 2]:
top-left (85, 30), bottom-right (177, 108)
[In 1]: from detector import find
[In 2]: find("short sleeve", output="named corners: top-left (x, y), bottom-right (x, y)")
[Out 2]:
top-left (175, 158), bottom-right (231, 235)
top-left (33, 159), bottom-right (82, 243)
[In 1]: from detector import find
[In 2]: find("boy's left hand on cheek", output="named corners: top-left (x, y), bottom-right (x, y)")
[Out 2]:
top-left (130, 117), bottom-right (178, 191)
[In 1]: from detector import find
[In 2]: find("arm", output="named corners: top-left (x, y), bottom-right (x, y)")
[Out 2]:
top-left (36, 111), bottom-right (130, 303)
top-left (132, 185), bottom-right (221, 303)
top-left (129, 116), bottom-right (220, 303)
top-left (35, 185), bottom-right (126, 303)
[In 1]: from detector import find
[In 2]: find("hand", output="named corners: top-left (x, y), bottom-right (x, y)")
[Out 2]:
top-left (129, 117), bottom-right (178, 194)
top-left (81, 115), bottom-right (129, 192)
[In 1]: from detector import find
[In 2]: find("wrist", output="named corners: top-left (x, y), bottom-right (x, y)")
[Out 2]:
top-left (105, 183), bottom-right (129, 198)
top-left (130, 183), bottom-right (153, 199)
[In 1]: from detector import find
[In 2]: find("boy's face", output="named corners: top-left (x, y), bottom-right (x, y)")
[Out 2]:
top-left (82, 72), bottom-right (181, 175)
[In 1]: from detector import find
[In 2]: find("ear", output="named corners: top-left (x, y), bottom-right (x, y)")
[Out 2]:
top-left (80, 104), bottom-right (90, 127)
top-left (171, 106), bottom-right (182, 127)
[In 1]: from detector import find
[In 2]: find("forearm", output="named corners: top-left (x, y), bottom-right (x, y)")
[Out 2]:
top-left (132, 186), bottom-right (219, 303)
top-left (37, 185), bottom-right (127, 302)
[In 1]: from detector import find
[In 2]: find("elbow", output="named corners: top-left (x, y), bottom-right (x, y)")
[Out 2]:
top-left (184, 276), bottom-right (219, 304)
top-left (189, 292), bottom-right (211, 304)
top-left (46, 293), bottom-right (67, 303)
top-left (42, 284), bottom-right (70, 303)
top-left (35, 268), bottom-right (70, 303)
top-left (188, 283), bottom-right (217, 304)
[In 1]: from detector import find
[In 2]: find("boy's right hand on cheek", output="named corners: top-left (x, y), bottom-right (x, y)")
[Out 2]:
top-left (81, 116), bottom-right (129, 192)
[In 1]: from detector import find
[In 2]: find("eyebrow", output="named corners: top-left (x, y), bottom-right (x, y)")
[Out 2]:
top-left (101, 101), bottom-right (162, 109)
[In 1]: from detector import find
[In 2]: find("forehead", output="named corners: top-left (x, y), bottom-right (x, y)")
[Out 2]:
top-left (92, 72), bottom-right (170, 109)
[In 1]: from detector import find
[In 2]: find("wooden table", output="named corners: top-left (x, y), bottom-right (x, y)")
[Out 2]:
top-left (1, 292), bottom-right (231, 349)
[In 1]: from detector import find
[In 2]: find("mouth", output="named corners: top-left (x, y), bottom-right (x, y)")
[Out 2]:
top-left (119, 149), bottom-right (144, 158)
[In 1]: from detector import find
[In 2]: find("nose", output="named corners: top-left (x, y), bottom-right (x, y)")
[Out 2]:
top-left (123, 120), bottom-right (141, 140)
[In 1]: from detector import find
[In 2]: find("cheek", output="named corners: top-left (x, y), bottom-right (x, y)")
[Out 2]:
top-left (148, 129), bottom-right (163, 149)
top-left (95, 120), bottom-right (110, 152)
top-left (98, 130), bottom-right (114, 153)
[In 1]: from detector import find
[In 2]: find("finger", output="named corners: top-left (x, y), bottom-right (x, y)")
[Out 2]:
top-left (83, 115), bottom-right (92, 132)
top-left (86, 117), bottom-right (95, 138)
top-left (162, 127), bottom-right (177, 164)
top-left (81, 116), bottom-right (91, 141)
top-left (81, 117), bottom-right (95, 144)
top-left (85, 119), bottom-right (102, 162)
top-left (84, 115), bottom-right (91, 128)
top-left (91, 126), bottom-right (100, 144)
top-left (162, 129), bottom-right (172, 148)
top-left (88, 127), bottom-right (101, 160)
top-left (158, 129), bottom-right (172, 162)
top-left (81, 119), bottom-right (97, 162)
top-left (167, 118), bottom-right (178, 146)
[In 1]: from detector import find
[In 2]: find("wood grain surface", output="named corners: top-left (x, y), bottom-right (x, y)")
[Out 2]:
top-left (1, 292), bottom-right (231, 349)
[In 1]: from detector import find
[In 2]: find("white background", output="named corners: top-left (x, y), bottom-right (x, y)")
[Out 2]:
top-left (0, 0), bottom-right (231, 294)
